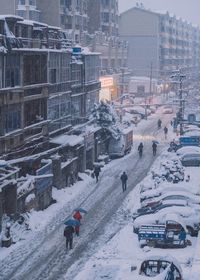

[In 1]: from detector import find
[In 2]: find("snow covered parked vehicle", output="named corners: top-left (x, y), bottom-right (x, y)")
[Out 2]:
top-left (132, 200), bottom-right (189, 220)
top-left (139, 256), bottom-right (183, 280)
top-left (141, 190), bottom-right (200, 208)
top-left (133, 207), bottom-right (200, 236)
top-left (138, 223), bottom-right (187, 248)
top-left (108, 128), bottom-right (133, 157)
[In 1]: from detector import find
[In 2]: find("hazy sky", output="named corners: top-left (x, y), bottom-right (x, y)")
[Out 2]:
top-left (119, 0), bottom-right (200, 26)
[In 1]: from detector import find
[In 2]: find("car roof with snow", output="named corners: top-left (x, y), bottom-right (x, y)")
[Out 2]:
top-left (140, 255), bottom-right (182, 273)
top-left (176, 146), bottom-right (200, 156)
top-left (143, 190), bottom-right (200, 204)
top-left (133, 205), bottom-right (200, 226)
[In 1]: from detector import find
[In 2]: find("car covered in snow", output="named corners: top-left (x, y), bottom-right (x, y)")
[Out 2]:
top-left (163, 106), bottom-right (173, 114)
top-left (139, 255), bottom-right (183, 280)
top-left (140, 186), bottom-right (198, 203)
top-left (177, 146), bottom-right (200, 166)
top-left (141, 190), bottom-right (200, 208)
top-left (176, 146), bottom-right (200, 156)
top-left (180, 153), bottom-right (200, 167)
top-left (133, 206), bottom-right (200, 236)
top-left (132, 200), bottom-right (190, 220)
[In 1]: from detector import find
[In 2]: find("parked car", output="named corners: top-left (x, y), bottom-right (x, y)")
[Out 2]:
top-left (141, 190), bottom-right (200, 208)
top-left (180, 153), bottom-right (200, 166)
top-left (163, 106), bottom-right (173, 114)
top-left (139, 256), bottom-right (183, 280)
top-left (138, 223), bottom-right (187, 248)
top-left (141, 186), bottom-right (198, 204)
top-left (133, 206), bottom-right (200, 236)
top-left (132, 200), bottom-right (189, 220)
top-left (176, 146), bottom-right (200, 156)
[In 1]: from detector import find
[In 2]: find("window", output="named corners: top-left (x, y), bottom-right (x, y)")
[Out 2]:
top-left (23, 54), bottom-right (47, 85)
top-left (49, 53), bottom-right (60, 84)
top-left (5, 54), bottom-right (20, 87)
top-left (5, 105), bottom-right (21, 133)
top-left (18, 0), bottom-right (25, 5)
top-left (48, 94), bottom-right (70, 121)
top-left (29, 0), bottom-right (36, 5)
top-left (137, 86), bottom-right (145, 94)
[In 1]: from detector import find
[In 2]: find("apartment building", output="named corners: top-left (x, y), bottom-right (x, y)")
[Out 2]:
top-left (0, 15), bottom-right (100, 156)
top-left (88, 0), bottom-right (119, 36)
top-left (0, 0), bottom-right (40, 21)
top-left (119, 6), bottom-right (200, 79)
top-left (37, 0), bottom-right (88, 44)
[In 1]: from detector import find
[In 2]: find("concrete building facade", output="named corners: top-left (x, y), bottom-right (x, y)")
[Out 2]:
top-left (37, 0), bottom-right (88, 44)
top-left (0, 0), bottom-right (40, 21)
top-left (0, 16), bottom-right (100, 157)
top-left (119, 7), bottom-right (200, 79)
top-left (88, 0), bottom-right (119, 36)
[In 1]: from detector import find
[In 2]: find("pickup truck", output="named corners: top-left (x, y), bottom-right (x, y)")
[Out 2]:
top-left (138, 223), bottom-right (187, 248)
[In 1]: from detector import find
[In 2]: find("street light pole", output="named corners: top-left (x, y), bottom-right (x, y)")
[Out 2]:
top-left (171, 70), bottom-right (186, 135)
top-left (145, 62), bottom-right (153, 120)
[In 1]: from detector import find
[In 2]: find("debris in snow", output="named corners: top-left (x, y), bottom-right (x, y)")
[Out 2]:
top-left (25, 193), bottom-right (36, 205)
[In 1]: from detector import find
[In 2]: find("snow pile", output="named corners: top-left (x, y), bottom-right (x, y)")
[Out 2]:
top-left (25, 193), bottom-right (36, 205)
top-left (17, 177), bottom-right (35, 198)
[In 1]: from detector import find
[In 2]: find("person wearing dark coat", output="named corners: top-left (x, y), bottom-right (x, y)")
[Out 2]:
top-left (120, 171), bottom-right (128, 192)
top-left (152, 142), bottom-right (157, 156)
top-left (138, 142), bottom-right (144, 157)
top-left (94, 166), bottom-right (101, 182)
top-left (164, 126), bottom-right (168, 139)
top-left (157, 119), bottom-right (162, 129)
top-left (64, 225), bottom-right (74, 250)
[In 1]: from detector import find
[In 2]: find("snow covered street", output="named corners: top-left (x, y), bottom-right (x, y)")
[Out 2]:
top-left (0, 110), bottom-right (175, 280)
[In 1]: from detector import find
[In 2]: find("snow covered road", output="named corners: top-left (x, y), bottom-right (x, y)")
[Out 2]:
top-left (0, 111), bottom-right (173, 280)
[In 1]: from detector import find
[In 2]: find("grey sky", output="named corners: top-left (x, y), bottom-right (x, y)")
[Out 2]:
top-left (119, 0), bottom-right (200, 26)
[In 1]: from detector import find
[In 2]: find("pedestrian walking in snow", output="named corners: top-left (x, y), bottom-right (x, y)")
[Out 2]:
top-left (138, 142), bottom-right (144, 158)
top-left (152, 142), bottom-right (157, 156)
top-left (120, 171), bottom-right (128, 192)
top-left (164, 126), bottom-right (168, 139)
top-left (94, 166), bottom-right (101, 182)
top-left (157, 119), bottom-right (162, 129)
top-left (186, 175), bottom-right (190, 182)
top-left (64, 225), bottom-right (74, 250)
top-left (73, 210), bottom-right (82, 236)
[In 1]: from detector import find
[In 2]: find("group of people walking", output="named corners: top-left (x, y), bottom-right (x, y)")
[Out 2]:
top-left (157, 119), bottom-right (168, 139)
top-left (63, 210), bottom-right (83, 250)
top-left (137, 141), bottom-right (157, 157)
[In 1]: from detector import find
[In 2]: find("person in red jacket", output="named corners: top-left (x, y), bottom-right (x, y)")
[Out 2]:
top-left (73, 211), bottom-right (82, 236)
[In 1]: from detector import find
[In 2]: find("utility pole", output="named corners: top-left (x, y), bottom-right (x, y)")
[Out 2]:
top-left (171, 70), bottom-right (186, 135)
top-left (119, 67), bottom-right (125, 123)
top-left (145, 62), bottom-right (153, 119)
top-left (149, 61), bottom-right (153, 101)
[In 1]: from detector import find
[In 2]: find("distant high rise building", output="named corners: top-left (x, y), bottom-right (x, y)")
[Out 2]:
top-left (0, 0), bottom-right (41, 21)
top-left (119, 6), bottom-right (200, 79)
top-left (17, 0), bottom-right (40, 21)
top-left (37, 0), bottom-right (88, 43)
top-left (88, 0), bottom-right (119, 36)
